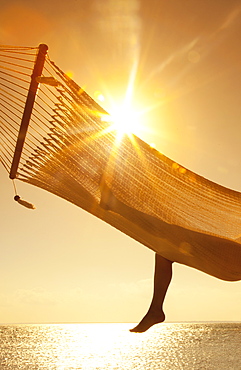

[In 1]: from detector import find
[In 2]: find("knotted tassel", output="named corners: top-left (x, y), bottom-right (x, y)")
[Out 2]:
top-left (12, 180), bottom-right (36, 210)
top-left (14, 195), bottom-right (35, 209)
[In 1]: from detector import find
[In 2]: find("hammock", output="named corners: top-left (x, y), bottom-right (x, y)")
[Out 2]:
top-left (1, 44), bottom-right (241, 281)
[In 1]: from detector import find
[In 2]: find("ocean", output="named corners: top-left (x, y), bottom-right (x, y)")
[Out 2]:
top-left (0, 323), bottom-right (240, 369)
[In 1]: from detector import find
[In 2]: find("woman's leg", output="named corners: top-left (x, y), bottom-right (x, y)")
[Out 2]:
top-left (100, 179), bottom-right (173, 332)
top-left (130, 253), bottom-right (173, 332)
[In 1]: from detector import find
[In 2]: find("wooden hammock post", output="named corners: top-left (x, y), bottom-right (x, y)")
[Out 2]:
top-left (9, 43), bottom-right (48, 179)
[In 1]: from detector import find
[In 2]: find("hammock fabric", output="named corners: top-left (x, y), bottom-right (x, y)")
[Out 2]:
top-left (1, 44), bottom-right (241, 281)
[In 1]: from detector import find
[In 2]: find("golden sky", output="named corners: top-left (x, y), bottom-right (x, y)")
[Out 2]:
top-left (0, 0), bottom-right (241, 324)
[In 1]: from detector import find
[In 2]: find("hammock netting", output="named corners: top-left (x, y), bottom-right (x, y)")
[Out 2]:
top-left (1, 44), bottom-right (241, 281)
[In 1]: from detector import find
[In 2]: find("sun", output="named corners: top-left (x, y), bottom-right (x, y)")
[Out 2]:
top-left (100, 100), bottom-right (144, 142)
top-left (96, 60), bottom-right (146, 141)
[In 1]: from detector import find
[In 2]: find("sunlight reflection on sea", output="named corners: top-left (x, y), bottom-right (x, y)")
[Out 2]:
top-left (0, 323), bottom-right (240, 369)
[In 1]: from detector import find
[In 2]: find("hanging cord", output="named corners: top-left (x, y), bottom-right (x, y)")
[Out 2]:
top-left (12, 179), bottom-right (35, 209)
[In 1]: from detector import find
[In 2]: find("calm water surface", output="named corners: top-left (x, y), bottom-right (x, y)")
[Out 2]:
top-left (0, 323), bottom-right (240, 369)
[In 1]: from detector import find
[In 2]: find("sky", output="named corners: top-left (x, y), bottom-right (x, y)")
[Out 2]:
top-left (0, 0), bottom-right (241, 324)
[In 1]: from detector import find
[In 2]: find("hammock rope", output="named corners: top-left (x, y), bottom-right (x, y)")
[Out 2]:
top-left (1, 44), bottom-right (241, 281)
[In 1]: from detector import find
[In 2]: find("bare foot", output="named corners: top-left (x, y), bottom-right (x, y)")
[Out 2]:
top-left (129, 310), bottom-right (165, 333)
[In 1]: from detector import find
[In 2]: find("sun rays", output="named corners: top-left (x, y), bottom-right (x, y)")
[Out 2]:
top-left (101, 102), bottom-right (143, 141)
top-left (93, 61), bottom-right (148, 148)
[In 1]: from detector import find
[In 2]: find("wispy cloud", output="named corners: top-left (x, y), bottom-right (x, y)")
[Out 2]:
top-left (219, 5), bottom-right (241, 31)
top-left (15, 287), bottom-right (59, 306)
top-left (119, 278), bottom-right (152, 296)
